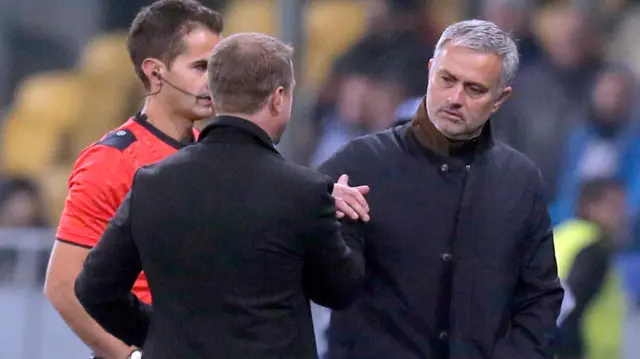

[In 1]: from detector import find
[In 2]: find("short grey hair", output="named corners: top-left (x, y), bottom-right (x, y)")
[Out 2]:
top-left (435, 19), bottom-right (519, 89)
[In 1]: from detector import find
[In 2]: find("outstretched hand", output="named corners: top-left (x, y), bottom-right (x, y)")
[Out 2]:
top-left (332, 174), bottom-right (370, 222)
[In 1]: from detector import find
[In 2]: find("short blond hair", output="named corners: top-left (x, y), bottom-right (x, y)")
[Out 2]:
top-left (208, 32), bottom-right (294, 114)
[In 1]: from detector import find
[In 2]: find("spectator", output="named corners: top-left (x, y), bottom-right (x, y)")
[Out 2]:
top-left (0, 176), bottom-right (48, 228)
top-left (554, 178), bottom-right (627, 359)
top-left (492, 5), bottom-right (604, 200)
top-left (552, 65), bottom-right (640, 226)
top-left (307, 0), bottom-right (434, 168)
top-left (0, 176), bottom-right (48, 283)
top-left (480, 0), bottom-right (542, 66)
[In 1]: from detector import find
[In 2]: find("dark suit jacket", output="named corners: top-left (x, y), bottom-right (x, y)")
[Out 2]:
top-left (74, 115), bottom-right (365, 359)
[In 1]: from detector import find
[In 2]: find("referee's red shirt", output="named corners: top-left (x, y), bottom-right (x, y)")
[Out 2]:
top-left (56, 113), bottom-right (198, 304)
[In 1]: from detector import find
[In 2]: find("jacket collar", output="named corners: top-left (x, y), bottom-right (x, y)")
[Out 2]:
top-left (198, 115), bottom-right (280, 155)
top-left (409, 96), bottom-right (494, 157)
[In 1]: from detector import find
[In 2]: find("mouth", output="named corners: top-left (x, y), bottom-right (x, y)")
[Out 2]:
top-left (197, 95), bottom-right (212, 105)
top-left (441, 109), bottom-right (463, 121)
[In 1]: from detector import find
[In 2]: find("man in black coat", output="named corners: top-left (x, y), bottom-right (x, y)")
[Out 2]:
top-left (319, 20), bottom-right (564, 359)
top-left (74, 32), bottom-right (368, 359)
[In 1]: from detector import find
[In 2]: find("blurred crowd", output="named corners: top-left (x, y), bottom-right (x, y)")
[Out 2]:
top-left (2, 0), bottom-right (640, 355)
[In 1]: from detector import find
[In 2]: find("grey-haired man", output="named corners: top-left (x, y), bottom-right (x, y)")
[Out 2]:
top-left (318, 19), bottom-right (563, 359)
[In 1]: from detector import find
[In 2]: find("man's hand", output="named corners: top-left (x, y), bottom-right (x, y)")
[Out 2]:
top-left (332, 174), bottom-right (370, 222)
top-left (44, 241), bottom-right (133, 359)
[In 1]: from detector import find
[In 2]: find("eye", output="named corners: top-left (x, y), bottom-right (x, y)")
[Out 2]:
top-left (467, 86), bottom-right (487, 96)
top-left (441, 75), bottom-right (455, 85)
top-left (193, 62), bottom-right (207, 72)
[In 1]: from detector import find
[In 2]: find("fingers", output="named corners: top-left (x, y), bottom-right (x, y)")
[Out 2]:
top-left (334, 184), bottom-right (370, 211)
top-left (332, 175), bottom-right (371, 222)
top-left (337, 174), bottom-right (349, 185)
top-left (346, 197), bottom-right (370, 222)
top-left (337, 192), bottom-right (370, 222)
top-left (335, 198), bottom-right (358, 220)
top-left (342, 186), bottom-right (369, 213)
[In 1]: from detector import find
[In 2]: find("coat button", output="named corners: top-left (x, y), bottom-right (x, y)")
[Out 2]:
top-left (465, 164), bottom-right (471, 171)
top-left (441, 253), bottom-right (452, 262)
top-left (440, 164), bottom-right (449, 171)
top-left (439, 331), bottom-right (448, 340)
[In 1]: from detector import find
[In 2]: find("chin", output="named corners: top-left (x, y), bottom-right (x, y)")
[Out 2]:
top-left (191, 106), bottom-right (214, 120)
top-left (438, 123), bottom-right (470, 140)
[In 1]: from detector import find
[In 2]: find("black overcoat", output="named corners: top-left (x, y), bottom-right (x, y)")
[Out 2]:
top-left (319, 100), bottom-right (563, 359)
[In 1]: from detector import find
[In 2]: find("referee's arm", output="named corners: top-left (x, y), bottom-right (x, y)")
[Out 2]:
top-left (45, 146), bottom-right (137, 358)
top-left (75, 190), bottom-right (151, 347)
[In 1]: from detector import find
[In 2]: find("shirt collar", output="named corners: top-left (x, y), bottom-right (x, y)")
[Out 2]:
top-left (198, 115), bottom-right (279, 154)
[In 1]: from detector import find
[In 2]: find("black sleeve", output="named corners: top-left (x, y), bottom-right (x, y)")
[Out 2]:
top-left (494, 170), bottom-right (565, 359)
top-left (554, 241), bottom-right (609, 357)
top-left (301, 177), bottom-right (365, 310)
top-left (566, 242), bottom-right (609, 313)
top-left (74, 184), bottom-right (151, 347)
top-left (316, 144), bottom-right (367, 263)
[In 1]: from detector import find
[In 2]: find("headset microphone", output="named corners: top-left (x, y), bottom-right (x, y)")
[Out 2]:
top-left (153, 71), bottom-right (210, 101)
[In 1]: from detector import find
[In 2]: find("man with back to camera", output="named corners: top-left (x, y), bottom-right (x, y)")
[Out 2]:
top-left (45, 1), bottom-right (370, 358)
top-left (319, 19), bottom-right (564, 359)
top-left (74, 32), bottom-right (366, 359)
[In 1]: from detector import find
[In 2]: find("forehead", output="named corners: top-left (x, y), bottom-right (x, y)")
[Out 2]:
top-left (433, 44), bottom-right (503, 87)
top-left (177, 26), bottom-right (221, 60)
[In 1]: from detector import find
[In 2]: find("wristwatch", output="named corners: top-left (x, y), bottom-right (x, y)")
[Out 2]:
top-left (127, 349), bottom-right (143, 359)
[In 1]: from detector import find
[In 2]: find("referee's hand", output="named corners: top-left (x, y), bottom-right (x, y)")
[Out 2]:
top-left (332, 174), bottom-right (370, 222)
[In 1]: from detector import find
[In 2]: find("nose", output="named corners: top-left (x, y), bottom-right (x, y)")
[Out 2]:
top-left (448, 85), bottom-right (464, 107)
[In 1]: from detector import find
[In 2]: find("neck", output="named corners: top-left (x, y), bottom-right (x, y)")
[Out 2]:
top-left (216, 111), bottom-right (279, 143)
top-left (141, 98), bottom-right (193, 143)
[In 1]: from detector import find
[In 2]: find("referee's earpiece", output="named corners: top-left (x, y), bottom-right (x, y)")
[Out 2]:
top-left (141, 69), bottom-right (164, 98)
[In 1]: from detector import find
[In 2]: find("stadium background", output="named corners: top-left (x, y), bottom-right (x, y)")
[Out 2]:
top-left (0, 0), bottom-right (639, 358)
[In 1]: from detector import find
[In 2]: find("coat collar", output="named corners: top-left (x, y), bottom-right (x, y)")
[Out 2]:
top-left (198, 115), bottom-right (280, 155)
top-left (409, 96), bottom-right (495, 157)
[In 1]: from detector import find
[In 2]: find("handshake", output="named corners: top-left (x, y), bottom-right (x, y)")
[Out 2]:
top-left (332, 174), bottom-right (370, 222)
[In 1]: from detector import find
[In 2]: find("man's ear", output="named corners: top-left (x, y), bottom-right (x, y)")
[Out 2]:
top-left (491, 86), bottom-right (512, 114)
top-left (141, 58), bottom-right (165, 86)
top-left (270, 86), bottom-right (285, 115)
